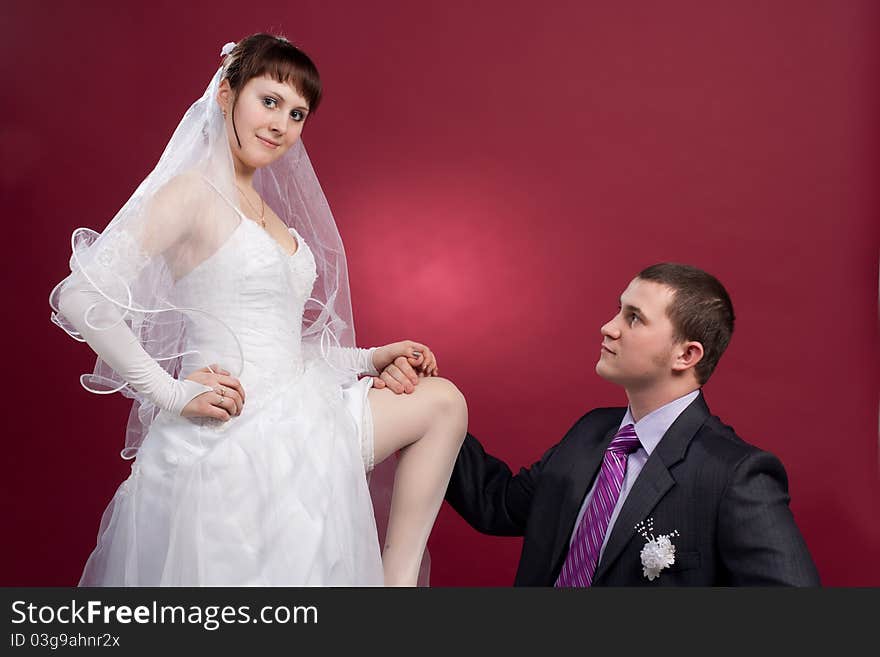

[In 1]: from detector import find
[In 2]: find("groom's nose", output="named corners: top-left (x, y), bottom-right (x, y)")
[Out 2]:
top-left (600, 317), bottom-right (620, 340)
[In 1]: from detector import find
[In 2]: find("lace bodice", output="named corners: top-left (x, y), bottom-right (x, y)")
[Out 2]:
top-left (173, 219), bottom-right (318, 397)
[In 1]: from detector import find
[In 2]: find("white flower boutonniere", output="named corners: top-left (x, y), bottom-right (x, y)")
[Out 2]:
top-left (635, 518), bottom-right (680, 581)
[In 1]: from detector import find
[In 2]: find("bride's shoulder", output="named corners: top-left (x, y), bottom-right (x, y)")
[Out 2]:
top-left (155, 170), bottom-right (215, 205)
top-left (146, 171), bottom-right (229, 228)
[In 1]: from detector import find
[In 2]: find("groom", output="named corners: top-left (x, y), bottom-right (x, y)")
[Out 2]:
top-left (382, 263), bottom-right (819, 585)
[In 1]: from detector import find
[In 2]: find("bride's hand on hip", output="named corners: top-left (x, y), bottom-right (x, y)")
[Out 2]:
top-left (181, 364), bottom-right (246, 421)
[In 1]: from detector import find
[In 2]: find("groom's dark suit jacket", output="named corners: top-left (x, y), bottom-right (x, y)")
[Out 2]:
top-left (446, 393), bottom-right (820, 586)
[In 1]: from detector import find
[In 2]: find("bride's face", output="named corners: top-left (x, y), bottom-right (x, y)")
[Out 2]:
top-left (219, 74), bottom-right (310, 170)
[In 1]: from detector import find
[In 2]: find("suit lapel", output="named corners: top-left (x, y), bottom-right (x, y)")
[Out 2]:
top-left (548, 414), bottom-right (623, 577)
top-left (592, 452), bottom-right (675, 582)
top-left (592, 393), bottom-right (711, 583)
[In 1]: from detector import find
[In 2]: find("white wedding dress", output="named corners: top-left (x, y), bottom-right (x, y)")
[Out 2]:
top-left (78, 217), bottom-right (385, 586)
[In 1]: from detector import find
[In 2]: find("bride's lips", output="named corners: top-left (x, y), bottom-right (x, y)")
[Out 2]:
top-left (257, 135), bottom-right (280, 149)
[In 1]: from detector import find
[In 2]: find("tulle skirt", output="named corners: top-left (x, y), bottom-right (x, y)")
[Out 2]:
top-left (79, 364), bottom-right (383, 586)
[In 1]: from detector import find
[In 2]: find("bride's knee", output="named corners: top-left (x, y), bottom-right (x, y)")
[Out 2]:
top-left (423, 377), bottom-right (468, 427)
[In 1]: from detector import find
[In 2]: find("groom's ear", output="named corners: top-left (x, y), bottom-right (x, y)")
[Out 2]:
top-left (672, 340), bottom-right (704, 375)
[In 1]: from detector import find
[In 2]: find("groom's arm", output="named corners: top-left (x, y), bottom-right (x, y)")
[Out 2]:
top-left (445, 433), bottom-right (559, 537)
top-left (717, 449), bottom-right (821, 586)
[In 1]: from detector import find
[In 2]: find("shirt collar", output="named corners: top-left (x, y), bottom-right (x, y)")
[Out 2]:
top-left (620, 389), bottom-right (701, 456)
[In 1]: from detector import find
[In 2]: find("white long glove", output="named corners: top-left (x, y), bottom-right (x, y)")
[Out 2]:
top-left (304, 344), bottom-right (379, 377)
top-left (57, 274), bottom-right (213, 415)
top-left (327, 346), bottom-right (379, 376)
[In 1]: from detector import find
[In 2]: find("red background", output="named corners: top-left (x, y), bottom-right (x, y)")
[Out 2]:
top-left (2, 1), bottom-right (878, 586)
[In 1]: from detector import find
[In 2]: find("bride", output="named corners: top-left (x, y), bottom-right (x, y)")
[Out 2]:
top-left (50, 33), bottom-right (467, 586)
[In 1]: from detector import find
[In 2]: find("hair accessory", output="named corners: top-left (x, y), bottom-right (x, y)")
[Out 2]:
top-left (220, 42), bottom-right (237, 57)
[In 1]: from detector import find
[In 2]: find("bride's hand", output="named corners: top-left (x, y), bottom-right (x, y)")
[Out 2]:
top-left (180, 364), bottom-right (246, 421)
top-left (371, 341), bottom-right (439, 394)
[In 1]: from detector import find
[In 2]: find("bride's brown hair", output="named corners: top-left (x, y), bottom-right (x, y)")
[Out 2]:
top-left (221, 33), bottom-right (322, 111)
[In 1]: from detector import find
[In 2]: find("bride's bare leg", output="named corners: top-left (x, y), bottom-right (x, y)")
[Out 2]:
top-left (368, 377), bottom-right (467, 586)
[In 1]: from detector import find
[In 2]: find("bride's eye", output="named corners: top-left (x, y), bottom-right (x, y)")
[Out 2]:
top-left (291, 110), bottom-right (305, 122)
top-left (262, 97), bottom-right (277, 108)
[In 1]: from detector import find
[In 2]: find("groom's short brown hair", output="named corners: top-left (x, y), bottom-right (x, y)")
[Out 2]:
top-left (637, 263), bottom-right (735, 385)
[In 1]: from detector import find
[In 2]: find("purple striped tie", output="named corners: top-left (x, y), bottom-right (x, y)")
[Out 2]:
top-left (555, 424), bottom-right (641, 587)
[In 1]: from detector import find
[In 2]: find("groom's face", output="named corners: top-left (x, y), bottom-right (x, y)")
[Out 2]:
top-left (596, 278), bottom-right (680, 389)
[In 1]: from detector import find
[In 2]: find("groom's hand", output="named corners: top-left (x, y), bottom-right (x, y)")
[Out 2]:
top-left (371, 356), bottom-right (421, 394)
